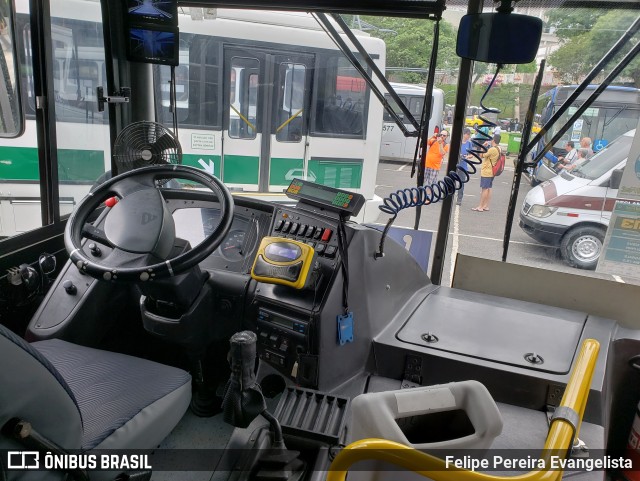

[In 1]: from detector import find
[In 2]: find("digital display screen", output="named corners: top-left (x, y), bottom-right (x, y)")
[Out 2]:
top-left (265, 243), bottom-right (301, 262)
top-left (287, 179), bottom-right (354, 209)
top-left (126, 0), bottom-right (178, 25)
top-left (127, 26), bottom-right (178, 66)
top-left (271, 316), bottom-right (294, 330)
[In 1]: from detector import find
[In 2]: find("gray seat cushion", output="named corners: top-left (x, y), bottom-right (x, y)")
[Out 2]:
top-left (32, 339), bottom-right (191, 450)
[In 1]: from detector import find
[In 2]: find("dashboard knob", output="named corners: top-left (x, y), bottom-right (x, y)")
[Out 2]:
top-left (89, 243), bottom-right (102, 257)
top-left (62, 280), bottom-right (77, 295)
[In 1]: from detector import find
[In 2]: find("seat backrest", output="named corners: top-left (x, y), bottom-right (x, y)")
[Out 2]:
top-left (0, 325), bottom-right (82, 455)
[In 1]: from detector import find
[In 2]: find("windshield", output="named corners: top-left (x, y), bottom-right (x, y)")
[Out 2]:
top-left (571, 134), bottom-right (633, 180)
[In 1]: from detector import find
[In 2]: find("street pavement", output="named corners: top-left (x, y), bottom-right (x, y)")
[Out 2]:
top-left (373, 157), bottom-right (639, 287)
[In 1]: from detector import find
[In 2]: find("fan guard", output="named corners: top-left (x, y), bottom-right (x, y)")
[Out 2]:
top-left (113, 121), bottom-right (182, 183)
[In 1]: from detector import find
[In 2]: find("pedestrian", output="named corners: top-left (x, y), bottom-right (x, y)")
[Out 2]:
top-left (424, 130), bottom-right (449, 186)
top-left (472, 133), bottom-right (501, 212)
top-left (456, 128), bottom-right (473, 206)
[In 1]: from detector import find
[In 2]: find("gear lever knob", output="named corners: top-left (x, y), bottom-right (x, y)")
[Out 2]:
top-left (222, 331), bottom-right (267, 428)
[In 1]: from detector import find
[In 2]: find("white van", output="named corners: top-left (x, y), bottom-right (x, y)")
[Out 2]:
top-left (520, 129), bottom-right (636, 269)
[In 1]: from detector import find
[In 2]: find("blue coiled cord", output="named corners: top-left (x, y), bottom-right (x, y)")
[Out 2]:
top-left (375, 66), bottom-right (503, 258)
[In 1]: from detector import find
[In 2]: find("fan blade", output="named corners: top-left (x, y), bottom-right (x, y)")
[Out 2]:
top-left (149, 132), bottom-right (178, 161)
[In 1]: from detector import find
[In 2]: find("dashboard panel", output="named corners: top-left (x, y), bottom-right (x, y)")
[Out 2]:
top-left (169, 198), bottom-right (273, 274)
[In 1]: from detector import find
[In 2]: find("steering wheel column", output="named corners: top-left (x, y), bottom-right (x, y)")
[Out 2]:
top-left (65, 164), bottom-right (235, 416)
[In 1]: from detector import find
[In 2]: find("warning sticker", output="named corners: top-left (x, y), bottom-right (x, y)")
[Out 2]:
top-left (191, 133), bottom-right (215, 150)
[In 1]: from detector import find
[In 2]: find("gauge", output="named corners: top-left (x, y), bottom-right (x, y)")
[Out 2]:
top-left (201, 209), bottom-right (221, 236)
top-left (220, 229), bottom-right (246, 262)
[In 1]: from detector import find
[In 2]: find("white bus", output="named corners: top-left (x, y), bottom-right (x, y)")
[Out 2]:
top-left (0, 1), bottom-right (386, 237)
top-left (379, 82), bottom-right (444, 163)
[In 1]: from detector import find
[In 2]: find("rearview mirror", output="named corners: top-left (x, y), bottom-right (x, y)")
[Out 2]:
top-left (0, 0), bottom-right (23, 137)
top-left (456, 13), bottom-right (543, 64)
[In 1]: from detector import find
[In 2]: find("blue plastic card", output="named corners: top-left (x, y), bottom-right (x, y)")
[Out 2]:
top-left (337, 312), bottom-right (354, 345)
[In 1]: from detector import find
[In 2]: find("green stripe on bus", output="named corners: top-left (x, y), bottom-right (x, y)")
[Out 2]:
top-left (58, 149), bottom-right (105, 182)
top-left (269, 157), bottom-right (303, 186)
top-left (223, 154), bottom-right (259, 184)
top-left (0, 146), bottom-right (105, 182)
top-left (0, 146), bottom-right (39, 180)
top-left (182, 153), bottom-right (222, 178)
top-left (309, 158), bottom-right (363, 189)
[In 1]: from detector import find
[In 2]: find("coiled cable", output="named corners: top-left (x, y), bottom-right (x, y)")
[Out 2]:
top-left (375, 66), bottom-right (503, 258)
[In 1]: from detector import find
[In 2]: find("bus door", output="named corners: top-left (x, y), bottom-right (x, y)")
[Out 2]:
top-left (223, 47), bottom-right (314, 192)
top-left (269, 55), bottom-right (314, 192)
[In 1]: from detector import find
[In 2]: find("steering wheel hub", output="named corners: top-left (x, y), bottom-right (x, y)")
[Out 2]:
top-left (104, 188), bottom-right (174, 255)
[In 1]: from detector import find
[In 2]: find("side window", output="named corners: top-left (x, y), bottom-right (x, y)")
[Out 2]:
top-left (313, 55), bottom-right (368, 138)
top-left (203, 39), bottom-right (221, 128)
top-left (20, 22), bottom-right (35, 116)
top-left (0, 1), bottom-right (23, 137)
top-left (276, 62), bottom-right (306, 142)
top-left (49, 5), bottom-right (109, 217)
top-left (383, 94), bottom-right (407, 123)
top-left (49, 19), bottom-right (107, 124)
top-left (228, 57), bottom-right (259, 139)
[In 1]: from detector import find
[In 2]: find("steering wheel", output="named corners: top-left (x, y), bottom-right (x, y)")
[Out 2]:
top-left (65, 165), bottom-right (234, 282)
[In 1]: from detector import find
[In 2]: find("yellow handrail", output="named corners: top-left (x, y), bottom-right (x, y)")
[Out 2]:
top-left (229, 104), bottom-right (256, 132)
top-left (327, 339), bottom-right (600, 481)
top-left (276, 108), bottom-right (304, 133)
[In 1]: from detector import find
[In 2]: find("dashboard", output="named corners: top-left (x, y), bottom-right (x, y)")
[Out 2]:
top-left (168, 197), bottom-right (274, 274)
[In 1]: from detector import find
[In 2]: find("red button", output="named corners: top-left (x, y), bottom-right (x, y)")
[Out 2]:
top-left (105, 197), bottom-right (118, 208)
top-left (321, 228), bottom-right (332, 242)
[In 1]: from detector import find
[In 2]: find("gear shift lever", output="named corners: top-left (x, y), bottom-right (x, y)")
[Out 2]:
top-left (222, 331), bottom-right (285, 448)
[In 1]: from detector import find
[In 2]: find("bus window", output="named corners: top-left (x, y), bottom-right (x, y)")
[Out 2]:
top-left (203, 38), bottom-right (221, 128)
top-left (276, 63), bottom-right (306, 142)
top-left (382, 94), bottom-right (406, 123)
top-left (0, 1), bottom-right (23, 138)
top-left (409, 95), bottom-right (433, 122)
top-left (229, 57), bottom-right (259, 140)
top-left (313, 55), bottom-right (367, 138)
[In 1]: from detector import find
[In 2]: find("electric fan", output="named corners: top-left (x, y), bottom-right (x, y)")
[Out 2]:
top-left (112, 121), bottom-right (182, 183)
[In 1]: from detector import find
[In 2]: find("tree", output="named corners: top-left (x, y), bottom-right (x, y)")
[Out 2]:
top-left (545, 9), bottom-right (599, 40)
top-left (585, 10), bottom-right (640, 86)
top-left (549, 35), bottom-right (592, 84)
top-left (515, 61), bottom-right (538, 74)
top-left (361, 16), bottom-right (460, 84)
top-left (547, 9), bottom-right (640, 87)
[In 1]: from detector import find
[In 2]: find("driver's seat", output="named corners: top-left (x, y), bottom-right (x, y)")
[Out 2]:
top-left (0, 324), bottom-right (191, 465)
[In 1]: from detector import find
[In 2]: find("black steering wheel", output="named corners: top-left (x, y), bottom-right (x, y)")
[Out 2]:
top-left (65, 165), bottom-right (234, 282)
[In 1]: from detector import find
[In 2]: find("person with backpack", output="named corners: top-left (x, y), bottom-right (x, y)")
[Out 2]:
top-left (472, 133), bottom-right (501, 212)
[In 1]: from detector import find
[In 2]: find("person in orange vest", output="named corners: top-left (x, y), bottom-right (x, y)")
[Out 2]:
top-left (424, 130), bottom-right (449, 186)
